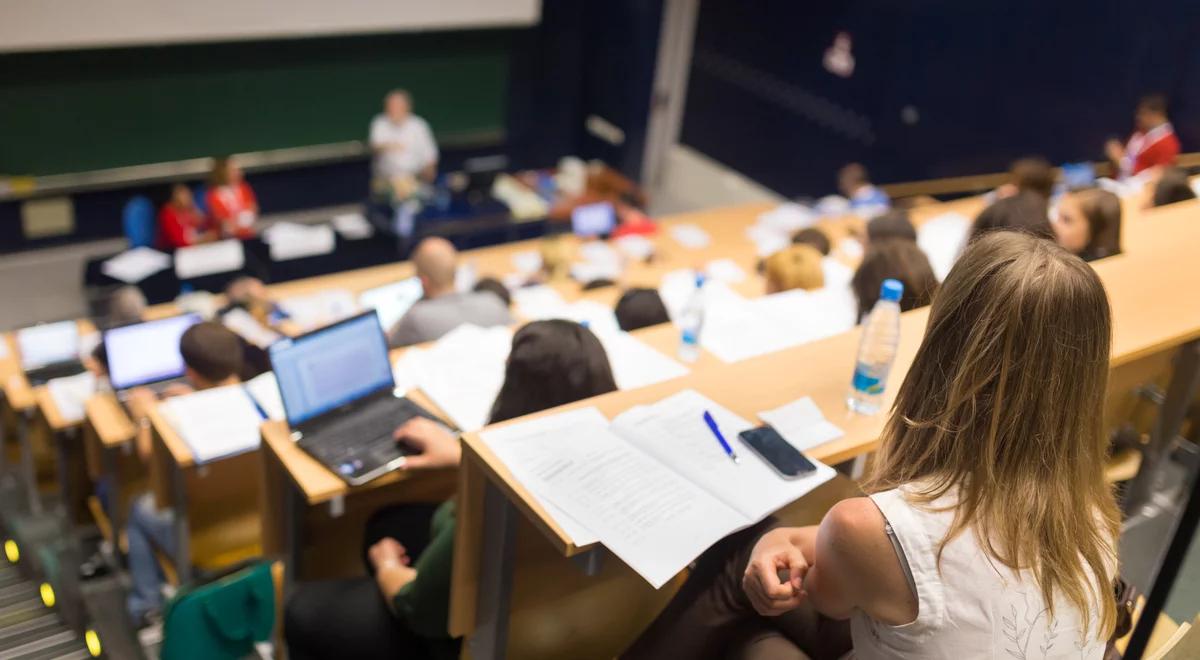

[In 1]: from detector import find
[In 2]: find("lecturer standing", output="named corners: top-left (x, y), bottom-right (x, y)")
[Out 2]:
top-left (370, 89), bottom-right (439, 185)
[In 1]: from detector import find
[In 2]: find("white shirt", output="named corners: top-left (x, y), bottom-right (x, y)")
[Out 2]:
top-left (848, 484), bottom-right (1108, 659)
top-left (369, 114), bottom-right (439, 179)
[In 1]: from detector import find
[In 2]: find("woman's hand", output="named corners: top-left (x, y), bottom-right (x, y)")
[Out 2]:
top-left (368, 537), bottom-right (417, 601)
top-left (742, 527), bottom-right (809, 616)
top-left (395, 417), bottom-right (461, 470)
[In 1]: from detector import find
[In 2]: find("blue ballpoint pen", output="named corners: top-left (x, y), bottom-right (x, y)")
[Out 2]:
top-left (702, 410), bottom-right (740, 464)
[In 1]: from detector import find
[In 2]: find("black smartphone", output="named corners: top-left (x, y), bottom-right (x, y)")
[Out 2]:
top-left (738, 426), bottom-right (817, 479)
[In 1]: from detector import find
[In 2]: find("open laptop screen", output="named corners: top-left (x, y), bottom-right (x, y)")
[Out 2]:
top-left (571, 201), bottom-right (617, 237)
top-left (104, 314), bottom-right (202, 391)
top-left (358, 277), bottom-right (424, 331)
top-left (17, 320), bottom-right (81, 370)
top-left (269, 311), bottom-right (394, 427)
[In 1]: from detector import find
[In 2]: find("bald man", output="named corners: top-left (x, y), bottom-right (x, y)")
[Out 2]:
top-left (388, 237), bottom-right (512, 347)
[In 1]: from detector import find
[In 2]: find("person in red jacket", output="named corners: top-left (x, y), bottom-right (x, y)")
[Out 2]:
top-left (206, 156), bottom-right (259, 239)
top-left (157, 183), bottom-right (215, 249)
top-left (1106, 94), bottom-right (1181, 179)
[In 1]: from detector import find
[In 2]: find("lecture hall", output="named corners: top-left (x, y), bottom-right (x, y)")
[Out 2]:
top-left (1, 1), bottom-right (1199, 659)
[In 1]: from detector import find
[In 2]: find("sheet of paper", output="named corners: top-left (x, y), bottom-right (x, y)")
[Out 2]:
top-left (158, 384), bottom-right (264, 464)
top-left (658, 271), bottom-right (746, 323)
top-left (612, 389), bottom-right (836, 523)
top-left (331, 212), bottom-right (374, 240)
top-left (746, 224), bottom-right (790, 258)
top-left (750, 287), bottom-right (857, 346)
top-left (46, 371), bottom-right (97, 423)
top-left (758, 397), bottom-right (845, 452)
top-left (706, 258), bottom-right (747, 284)
top-left (510, 250), bottom-right (543, 275)
top-left (264, 222), bottom-right (336, 261)
top-left (101, 247), bottom-right (171, 284)
top-left (512, 285), bottom-right (569, 321)
top-left (563, 300), bottom-right (621, 336)
top-left (917, 212), bottom-right (970, 281)
top-left (221, 308), bottom-right (283, 349)
top-left (594, 329), bottom-right (689, 390)
top-left (699, 296), bottom-right (800, 363)
top-left (815, 195), bottom-right (851, 216)
top-left (820, 258), bottom-right (854, 289)
top-left (837, 237), bottom-right (864, 261)
top-left (243, 371), bottom-right (286, 421)
top-left (481, 407), bottom-right (744, 587)
top-left (412, 324), bottom-right (512, 432)
top-left (175, 239), bottom-right (245, 279)
top-left (569, 260), bottom-right (622, 284)
top-left (669, 223), bottom-right (711, 249)
top-left (279, 289), bottom-right (359, 331)
top-left (358, 277), bottom-right (424, 331)
top-left (17, 321), bottom-right (79, 369)
top-left (390, 347), bottom-right (427, 396)
top-left (613, 234), bottom-right (655, 261)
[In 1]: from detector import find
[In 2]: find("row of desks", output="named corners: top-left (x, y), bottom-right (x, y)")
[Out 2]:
top-left (3, 188), bottom-right (1197, 659)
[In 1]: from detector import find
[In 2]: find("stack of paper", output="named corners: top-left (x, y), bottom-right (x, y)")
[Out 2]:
top-left (404, 324), bottom-right (512, 432)
top-left (669, 224), bottom-right (711, 249)
top-left (479, 391), bottom-right (834, 587)
top-left (594, 329), bottom-right (688, 390)
top-left (242, 371), bottom-right (286, 421)
top-left (746, 224), bottom-right (790, 258)
top-left (513, 285), bottom-right (570, 321)
top-left (46, 371), bottom-right (97, 423)
top-left (358, 278), bottom-right (424, 331)
top-left (158, 384), bottom-right (266, 464)
top-left (510, 250), bottom-right (543, 275)
top-left (758, 397), bottom-right (844, 451)
top-left (917, 212), bottom-right (970, 281)
top-left (698, 295), bottom-right (801, 363)
top-left (278, 289), bottom-right (359, 331)
top-left (750, 287), bottom-right (858, 346)
top-left (331, 213), bottom-right (373, 240)
top-left (758, 203), bottom-right (817, 234)
top-left (264, 222), bottom-right (336, 262)
top-left (658, 270), bottom-right (746, 323)
top-left (221, 308), bottom-right (282, 349)
top-left (102, 247), bottom-right (171, 284)
top-left (571, 241), bottom-right (623, 283)
top-left (613, 234), bottom-right (655, 261)
top-left (175, 239), bottom-right (245, 279)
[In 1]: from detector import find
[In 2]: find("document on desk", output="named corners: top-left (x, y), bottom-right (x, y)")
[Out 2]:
top-left (243, 371), bottom-right (286, 421)
top-left (278, 289), bottom-right (359, 332)
top-left (46, 371), bottom-right (97, 423)
top-left (669, 223), bottom-right (712, 249)
top-left (221, 308), bottom-right (283, 349)
top-left (158, 384), bottom-right (264, 464)
top-left (614, 234), bottom-right (656, 261)
top-left (102, 247), bottom-right (171, 284)
top-left (699, 296), bottom-right (800, 363)
top-left (480, 395), bottom-right (835, 588)
top-left (512, 285), bottom-right (569, 321)
top-left (594, 329), bottom-right (689, 390)
top-left (265, 222), bottom-right (336, 262)
top-left (175, 239), bottom-right (245, 279)
top-left (331, 213), bottom-right (373, 240)
top-left (410, 324), bottom-right (512, 432)
top-left (758, 397), bottom-right (844, 452)
top-left (659, 271), bottom-right (747, 324)
top-left (749, 287), bottom-right (857, 348)
top-left (917, 212), bottom-right (970, 282)
top-left (705, 259), bottom-right (747, 284)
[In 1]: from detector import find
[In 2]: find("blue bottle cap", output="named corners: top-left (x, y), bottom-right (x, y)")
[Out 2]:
top-left (694, 273), bottom-right (706, 288)
top-left (880, 278), bottom-right (904, 302)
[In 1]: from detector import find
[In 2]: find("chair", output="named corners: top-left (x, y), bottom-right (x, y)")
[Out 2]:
top-left (122, 196), bottom-right (156, 248)
top-left (1146, 616), bottom-right (1197, 659)
top-left (160, 560), bottom-right (276, 660)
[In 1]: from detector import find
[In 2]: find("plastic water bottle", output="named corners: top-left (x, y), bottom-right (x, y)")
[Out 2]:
top-left (847, 278), bottom-right (904, 414)
top-left (677, 274), bottom-right (706, 363)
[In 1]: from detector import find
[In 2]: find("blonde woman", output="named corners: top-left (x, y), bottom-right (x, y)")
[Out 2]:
top-left (764, 244), bottom-right (825, 294)
top-left (624, 231), bottom-right (1119, 659)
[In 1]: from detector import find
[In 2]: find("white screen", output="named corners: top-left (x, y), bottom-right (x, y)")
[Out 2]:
top-left (572, 202), bottom-right (617, 237)
top-left (17, 321), bottom-right (80, 370)
top-left (358, 277), bottom-right (424, 331)
top-left (0, 0), bottom-right (540, 53)
top-left (105, 314), bottom-right (201, 390)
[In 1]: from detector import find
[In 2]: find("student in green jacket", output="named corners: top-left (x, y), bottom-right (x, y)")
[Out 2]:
top-left (284, 320), bottom-right (618, 660)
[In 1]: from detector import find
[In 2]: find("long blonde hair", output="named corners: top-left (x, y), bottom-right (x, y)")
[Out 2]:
top-left (865, 231), bottom-right (1119, 639)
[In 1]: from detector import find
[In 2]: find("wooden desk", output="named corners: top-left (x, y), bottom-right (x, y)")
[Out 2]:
top-left (447, 201), bottom-right (1200, 659)
top-left (81, 392), bottom-right (142, 549)
top-left (31, 385), bottom-right (91, 523)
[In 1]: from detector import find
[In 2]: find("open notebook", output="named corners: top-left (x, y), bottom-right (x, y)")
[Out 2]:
top-left (157, 372), bottom-right (285, 464)
top-left (480, 389), bottom-right (835, 588)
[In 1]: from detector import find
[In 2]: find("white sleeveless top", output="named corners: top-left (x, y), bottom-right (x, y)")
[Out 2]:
top-left (848, 485), bottom-right (1108, 659)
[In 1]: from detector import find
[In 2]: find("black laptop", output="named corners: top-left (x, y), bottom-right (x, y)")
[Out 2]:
top-left (16, 320), bottom-right (85, 385)
top-left (268, 310), bottom-right (444, 485)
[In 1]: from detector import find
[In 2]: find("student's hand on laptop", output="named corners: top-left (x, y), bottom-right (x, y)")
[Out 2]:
top-left (160, 383), bottom-right (194, 399)
top-left (394, 417), bottom-right (461, 470)
top-left (125, 387), bottom-right (158, 420)
top-left (743, 527), bottom-right (809, 616)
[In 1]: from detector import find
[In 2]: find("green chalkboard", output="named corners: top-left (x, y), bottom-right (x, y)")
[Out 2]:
top-left (0, 30), bottom-right (513, 176)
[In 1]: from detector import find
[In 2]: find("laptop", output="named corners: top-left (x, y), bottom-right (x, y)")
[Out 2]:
top-left (17, 320), bottom-right (85, 385)
top-left (571, 201), bottom-right (617, 238)
top-left (268, 310), bottom-right (443, 486)
top-left (357, 277), bottom-right (424, 331)
top-left (104, 314), bottom-right (202, 395)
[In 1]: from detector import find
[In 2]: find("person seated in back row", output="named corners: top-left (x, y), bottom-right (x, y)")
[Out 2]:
top-left (865, 209), bottom-right (917, 245)
top-left (1054, 188), bottom-right (1122, 262)
top-left (122, 322), bottom-right (245, 627)
top-left (764, 244), bottom-right (825, 294)
top-left (157, 183), bottom-right (216, 249)
top-left (995, 156), bottom-right (1056, 202)
top-left (968, 190), bottom-right (1054, 244)
top-left (472, 277), bottom-right (512, 308)
top-left (388, 237), bottom-right (512, 347)
top-left (838, 163), bottom-right (889, 215)
top-left (285, 320), bottom-right (618, 660)
top-left (1106, 94), bottom-right (1181, 180)
top-left (791, 228), bottom-right (831, 256)
top-left (1150, 166), bottom-right (1197, 207)
top-left (851, 239), bottom-right (938, 321)
top-left (615, 288), bottom-right (671, 332)
top-left (206, 155), bottom-right (259, 240)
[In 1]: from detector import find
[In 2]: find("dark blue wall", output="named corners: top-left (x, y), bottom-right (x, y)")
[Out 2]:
top-left (682, 0), bottom-right (1200, 197)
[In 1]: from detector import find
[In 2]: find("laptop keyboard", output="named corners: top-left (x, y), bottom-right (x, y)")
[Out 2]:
top-left (308, 400), bottom-right (424, 462)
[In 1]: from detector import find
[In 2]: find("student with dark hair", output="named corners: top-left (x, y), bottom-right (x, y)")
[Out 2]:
top-left (865, 209), bottom-right (917, 244)
top-left (1054, 189), bottom-right (1122, 262)
top-left (968, 190), bottom-right (1055, 243)
top-left (472, 277), bottom-right (512, 308)
top-left (615, 288), bottom-right (671, 332)
top-left (623, 233), bottom-right (1120, 659)
top-left (850, 239), bottom-right (938, 321)
top-left (123, 322), bottom-right (245, 626)
top-left (1106, 94), bottom-right (1181, 179)
top-left (1151, 167), bottom-right (1197, 207)
top-left (285, 320), bottom-right (617, 660)
top-left (1004, 156), bottom-right (1056, 200)
top-left (791, 227), bottom-right (831, 256)
top-left (157, 183), bottom-right (215, 249)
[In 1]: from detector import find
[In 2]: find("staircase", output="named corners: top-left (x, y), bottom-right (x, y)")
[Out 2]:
top-left (0, 563), bottom-right (92, 660)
